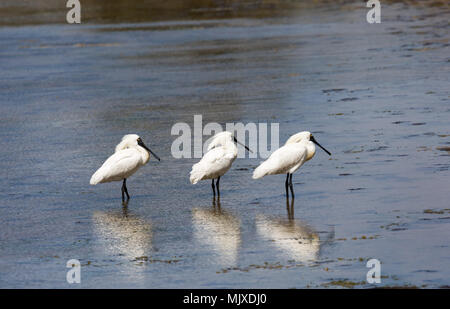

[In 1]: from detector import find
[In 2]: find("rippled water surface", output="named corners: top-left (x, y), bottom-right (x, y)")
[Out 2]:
top-left (0, 1), bottom-right (449, 288)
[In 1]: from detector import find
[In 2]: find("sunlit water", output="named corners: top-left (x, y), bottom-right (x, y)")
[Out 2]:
top-left (0, 1), bottom-right (449, 288)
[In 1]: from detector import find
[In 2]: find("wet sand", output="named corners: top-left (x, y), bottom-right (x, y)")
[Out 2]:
top-left (0, 1), bottom-right (449, 288)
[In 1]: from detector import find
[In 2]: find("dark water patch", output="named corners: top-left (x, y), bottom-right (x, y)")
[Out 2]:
top-left (217, 261), bottom-right (305, 273)
top-left (380, 222), bottom-right (408, 232)
top-left (366, 146), bottom-right (388, 152)
top-left (322, 88), bottom-right (346, 94)
top-left (390, 228), bottom-right (408, 231)
top-left (417, 146), bottom-right (432, 152)
top-left (349, 88), bottom-right (371, 93)
top-left (424, 209), bottom-right (450, 214)
top-left (339, 97), bottom-right (358, 102)
top-left (374, 285), bottom-right (420, 289)
top-left (343, 148), bottom-right (363, 154)
top-left (349, 235), bottom-right (379, 241)
top-left (433, 163), bottom-right (449, 171)
top-left (436, 146), bottom-right (450, 152)
top-left (95, 22), bottom-right (232, 33)
top-left (321, 279), bottom-right (366, 288)
top-left (132, 256), bottom-right (181, 264)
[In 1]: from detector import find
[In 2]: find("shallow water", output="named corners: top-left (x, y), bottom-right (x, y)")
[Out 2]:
top-left (0, 1), bottom-right (449, 288)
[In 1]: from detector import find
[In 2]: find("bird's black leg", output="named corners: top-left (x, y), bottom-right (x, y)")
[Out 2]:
top-left (211, 179), bottom-right (216, 197)
top-left (216, 176), bottom-right (221, 197)
top-left (122, 178), bottom-right (130, 201)
top-left (285, 173), bottom-right (290, 198)
top-left (289, 174), bottom-right (295, 198)
top-left (121, 180), bottom-right (125, 202)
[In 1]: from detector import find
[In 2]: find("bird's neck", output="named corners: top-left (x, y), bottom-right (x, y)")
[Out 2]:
top-left (225, 142), bottom-right (238, 156)
top-left (137, 146), bottom-right (150, 164)
top-left (305, 141), bottom-right (316, 161)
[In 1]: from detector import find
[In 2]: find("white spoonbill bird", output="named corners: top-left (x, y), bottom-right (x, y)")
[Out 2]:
top-left (190, 131), bottom-right (251, 197)
top-left (252, 131), bottom-right (331, 198)
top-left (90, 134), bottom-right (160, 202)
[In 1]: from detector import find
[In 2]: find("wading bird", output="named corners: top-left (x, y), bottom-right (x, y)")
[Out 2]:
top-left (190, 131), bottom-right (251, 197)
top-left (252, 131), bottom-right (331, 198)
top-left (90, 134), bottom-right (160, 203)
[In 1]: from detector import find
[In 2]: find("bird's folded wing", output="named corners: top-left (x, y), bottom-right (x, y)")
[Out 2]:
top-left (92, 149), bottom-right (142, 183)
top-left (259, 144), bottom-right (307, 175)
top-left (192, 147), bottom-right (228, 169)
top-left (190, 147), bottom-right (231, 182)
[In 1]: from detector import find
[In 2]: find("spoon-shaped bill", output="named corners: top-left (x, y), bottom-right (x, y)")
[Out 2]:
top-left (310, 136), bottom-right (331, 156)
top-left (138, 140), bottom-right (161, 161)
top-left (233, 137), bottom-right (253, 153)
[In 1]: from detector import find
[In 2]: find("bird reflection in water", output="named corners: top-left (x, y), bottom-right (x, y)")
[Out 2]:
top-left (256, 198), bottom-right (329, 264)
top-left (286, 195), bottom-right (294, 220)
top-left (192, 198), bottom-right (241, 266)
top-left (93, 206), bottom-right (152, 261)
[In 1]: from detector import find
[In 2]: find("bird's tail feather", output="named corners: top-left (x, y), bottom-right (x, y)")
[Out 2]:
top-left (252, 161), bottom-right (270, 179)
top-left (90, 170), bottom-right (103, 185)
top-left (190, 166), bottom-right (205, 184)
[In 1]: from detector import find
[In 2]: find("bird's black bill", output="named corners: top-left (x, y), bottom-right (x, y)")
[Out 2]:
top-left (311, 136), bottom-right (331, 156)
top-left (233, 137), bottom-right (253, 153)
top-left (138, 140), bottom-right (161, 161)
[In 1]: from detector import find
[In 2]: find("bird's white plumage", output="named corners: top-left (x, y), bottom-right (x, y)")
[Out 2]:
top-left (90, 134), bottom-right (150, 185)
top-left (90, 148), bottom-right (145, 184)
top-left (115, 134), bottom-right (140, 153)
top-left (253, 131), bottom-right (315, 179)
top-left (190, 131), bottom-right (238, 184)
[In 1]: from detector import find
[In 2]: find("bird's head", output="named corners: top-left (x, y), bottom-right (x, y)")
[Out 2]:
top-left (115, 134), bottom-right (140, 152)
top-left (284, 131), bottom-right (312, 145)
top-left (115, 134), bottom-right (161, 161)
top-left (207, 131), bottom-right (252, 153)
top-left (207, 131), bottom-right (234, 150)
top-left (285, 131), bottom-right (331, 156)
